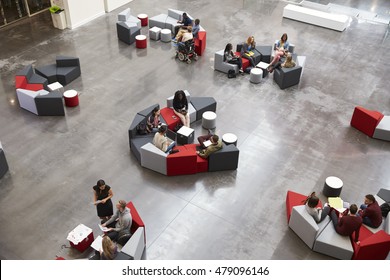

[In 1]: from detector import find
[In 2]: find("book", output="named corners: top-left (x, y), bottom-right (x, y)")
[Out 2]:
top-left (98, 224), bottom-right (110, 232)
top-left (90, 235), bottom-right (103, 252)
top-left (328, 197), bottom-right (343, 210)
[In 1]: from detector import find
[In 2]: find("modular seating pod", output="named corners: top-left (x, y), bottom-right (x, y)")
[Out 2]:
top-left (286, 190), bottom-right (390, 259)
top-left (128, 94), bottom-right (239, 176)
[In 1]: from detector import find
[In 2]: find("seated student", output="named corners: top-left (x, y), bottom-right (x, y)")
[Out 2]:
top-left (358, 194), bottom-right (382, 228)
top-left (196, 134), bottom-right (222, 158)
top-left (173, 13), bottom-right (193, 38)
top-left (100, 236), bottom-right (118, 260)
top-left (304, 192), bottom-right (330, 223)
top-left (173, 90), bottom-right (190, 127)
top-left (330, 204), bottom-right (362, 244)
top-left (267, 53), bottom-right (295, 73)
top-left (241, 36), bottom-right (256, 67)
top-left (224, 43), bottom-right (243, 73)
top-left (102, 200), bottom-right (132, 242)
top-left (153, 125), bottom-right (177, 154)
top-left (267, 33), bottom-right (290, 71)
top-left (197, 129), bottom-right (213, 148)
top-left (147, 106), bottom-right (161, 133)
top-left (192, 19), bottom-right (200, 38)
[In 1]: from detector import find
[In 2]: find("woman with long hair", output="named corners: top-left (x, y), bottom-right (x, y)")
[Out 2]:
top-left (100, 236), bottom-right (118, 260)
top-left (173, 90), bottom-right (190, 127)
top-left (224, 43), bottom-right (243, 73)
top-left (93, 179), bottom-right (114, 222)
top-left (304, 192), bottom-right (330, 223)
top-left (242, 36), bottom-right (256, 67)
top-left (267, 33), bottom-right (290, 72)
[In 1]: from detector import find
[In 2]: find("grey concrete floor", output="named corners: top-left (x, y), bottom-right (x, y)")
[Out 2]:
top-left (0, 0), bottom-right (390, 260)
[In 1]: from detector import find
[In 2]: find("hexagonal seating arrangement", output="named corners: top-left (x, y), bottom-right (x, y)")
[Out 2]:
top-left (287, 190), bottom-right (390, 259)
top-left (128, 93), bottom-right (239, 176)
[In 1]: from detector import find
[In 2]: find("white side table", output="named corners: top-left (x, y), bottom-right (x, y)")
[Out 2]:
top-left (202, 111), bottom-right (217, 129)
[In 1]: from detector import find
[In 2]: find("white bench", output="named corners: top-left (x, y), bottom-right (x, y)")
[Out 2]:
top-left (283, 4), bottom-right (350, 32)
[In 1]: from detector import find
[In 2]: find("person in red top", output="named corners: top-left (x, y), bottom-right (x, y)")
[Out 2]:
top-left (330, 204), bottom-right (362, 243)
top-left (359, 194), bottom-right (382, 228)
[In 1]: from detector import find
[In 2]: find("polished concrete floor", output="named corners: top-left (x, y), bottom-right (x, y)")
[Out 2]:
top-left (0, 0), bottom-right (390, 260)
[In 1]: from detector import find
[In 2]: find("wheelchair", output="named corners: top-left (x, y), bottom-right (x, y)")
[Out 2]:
top-left (175, 39), bottom-right (198, 64)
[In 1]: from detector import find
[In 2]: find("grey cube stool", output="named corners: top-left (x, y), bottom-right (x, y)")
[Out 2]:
top-left (222, 133), bottom-right (238, 146)
top-left (202, 111), bottom-right (217, 129)
top-left (149, 26), bottom-right (162, 40)
top-left (323, 176), bottom-right (343, 197)
top-left (161, 29), bottom-right (172, 42)
top-left (250, 68), bottom-right (263, 84)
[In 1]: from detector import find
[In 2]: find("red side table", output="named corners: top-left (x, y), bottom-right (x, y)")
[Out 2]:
top-left (63, 89), bottom-right (79, 107)
top-left (67, 224), bottom-right (94, 253)
top-left (135, 35), bottom-right (147, 49)
top-left (137, 14), bottom-right (148, 26)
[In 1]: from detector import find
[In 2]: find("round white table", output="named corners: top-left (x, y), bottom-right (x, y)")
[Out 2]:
top-left (202, 111), bottom-right (217, 129)
top-left (222, 133), bottom-right (238, 146)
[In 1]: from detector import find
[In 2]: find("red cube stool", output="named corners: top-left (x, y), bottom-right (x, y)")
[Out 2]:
top-left (352, 227), bottom-right (390, 260)
top-left (63, 89), bottom-right (79, 107)
top-left (135, 35), bottom-right (147, 49)
top-left (137, 14), bottom-right (148, 27)
top-left (350, 106), bottom-right (384, 137)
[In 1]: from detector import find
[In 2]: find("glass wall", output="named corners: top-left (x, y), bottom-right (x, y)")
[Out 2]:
top-left (0, 0), bottom-right (51, 27)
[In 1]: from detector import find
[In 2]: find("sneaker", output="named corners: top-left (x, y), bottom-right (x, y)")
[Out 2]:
top-left (207, 129), bottom-right (213, 135)
top-left (239, 69), bottom-right (244, 73)
top-left (170, 149), bottom-right (179, 154)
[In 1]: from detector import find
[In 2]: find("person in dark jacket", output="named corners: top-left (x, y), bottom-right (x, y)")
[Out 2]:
top-left (358, 194), bottom-right (382, 228)
top-left (173, 90), bottom-right (190, 127)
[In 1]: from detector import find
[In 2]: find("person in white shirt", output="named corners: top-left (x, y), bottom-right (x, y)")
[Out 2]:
top-left (153, 125), bottom-right (177, 154)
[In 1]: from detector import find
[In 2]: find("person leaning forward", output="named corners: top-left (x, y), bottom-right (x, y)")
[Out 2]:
top-left (196, 134), bottom-right (222, 158)
top-left (102, 200), bottom-right (132, 242)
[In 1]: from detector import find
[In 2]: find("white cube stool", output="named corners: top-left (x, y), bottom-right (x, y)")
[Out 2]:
top-left (323, 176), bottom-right (343, 197)
top-left (202, 111), bottom-right (217, 129)
top-left (161, 29), bottom-right (172, 43)
top-left (47, 82), bottom-right (64, 94)
top-left (250, 68), bottom-right (263, 84)
top-left (222, 133), bottom-right (238, 146)
top-left (149, 26), bottom-right (162, 41)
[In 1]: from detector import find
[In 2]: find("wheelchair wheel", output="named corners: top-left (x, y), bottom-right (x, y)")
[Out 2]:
top-left (178, 52), bottom-right (185, 61)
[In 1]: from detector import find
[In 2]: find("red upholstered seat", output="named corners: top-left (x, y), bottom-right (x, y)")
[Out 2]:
top-left (285, 190), bottom-right (322, 223)
top-left (160, 107), bottom-right (181, 131)
top-left (126, 201), bottom-right (146, 243)
top-left (350, 106), bottom-right (384, 137)
top-left (15, 75), bottom-right (44, 91)
top-left (194, 31), bottom-right (206, 56)
top-left (351, 227), bottom-right (390, 260)
top-left (183, 144), bottom-right (208, 173)
top-left (234, 52), bottom-right (250, 71)
top-left (167, 145), bottom-right (197, 176)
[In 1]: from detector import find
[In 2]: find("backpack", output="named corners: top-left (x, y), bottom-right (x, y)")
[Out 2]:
top-left (380, 202), bottom-right (390, 217)
top-left (227, 69), bottom-right (236, 79)
top-left (136, 122), bottom-right (148, 135)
